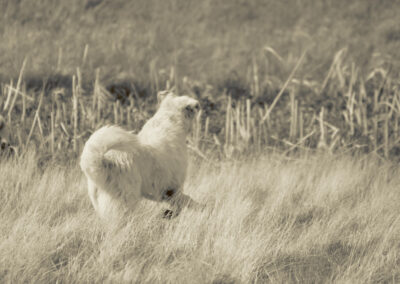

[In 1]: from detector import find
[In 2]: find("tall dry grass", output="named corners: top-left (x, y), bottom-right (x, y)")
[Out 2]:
top-left (0, 151), bottom-right (399, 283)
top-left (1, 47), bottom-right (400, 162)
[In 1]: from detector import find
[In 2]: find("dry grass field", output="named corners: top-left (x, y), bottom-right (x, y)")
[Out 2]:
top-left (1, 1), bottom-right (400, 283)
top-left (0, 151), bottom-right (399, 283)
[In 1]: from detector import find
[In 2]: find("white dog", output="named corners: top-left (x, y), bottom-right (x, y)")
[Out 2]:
top-left (80, 91), bottom-right (201, 219)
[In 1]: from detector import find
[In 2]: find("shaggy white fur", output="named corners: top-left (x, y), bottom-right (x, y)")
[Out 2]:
top-left (80, 91), bottom-right (201, 219)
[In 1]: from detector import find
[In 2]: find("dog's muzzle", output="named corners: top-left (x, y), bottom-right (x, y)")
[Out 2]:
top-left (185, 103), bottom-right (200, 119)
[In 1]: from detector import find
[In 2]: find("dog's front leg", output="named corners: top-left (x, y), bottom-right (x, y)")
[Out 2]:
top-left (162, 188), bottom-right (204, 218)
top-left (171, 192), bottom-right (203, 210)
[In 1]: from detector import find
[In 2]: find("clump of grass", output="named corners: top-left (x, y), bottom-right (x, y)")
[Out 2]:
top-left (0, 151), bottom-right (399, 283)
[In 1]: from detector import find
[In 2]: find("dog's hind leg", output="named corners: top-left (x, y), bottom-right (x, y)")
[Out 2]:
top-left (87, 180), bottom-right (100, 213)
top-left (87, 179), bottom-right (121, 219)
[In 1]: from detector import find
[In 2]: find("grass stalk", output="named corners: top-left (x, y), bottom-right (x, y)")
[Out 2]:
top-left (72, 75), bottom-right (78, 153)
top-left (26, 89), bottom-right (44, 150)
top-left (262, 48), bottom-right (308, 123)
top-left (8, 58), bottom-right (27, 124)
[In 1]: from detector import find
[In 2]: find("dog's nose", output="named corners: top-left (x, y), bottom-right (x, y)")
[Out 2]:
top-left (194, 103), bottom-right (200, 110)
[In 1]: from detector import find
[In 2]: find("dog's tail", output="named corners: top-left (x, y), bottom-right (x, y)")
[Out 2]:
top-left (80, 125), bottom-right (140, 173)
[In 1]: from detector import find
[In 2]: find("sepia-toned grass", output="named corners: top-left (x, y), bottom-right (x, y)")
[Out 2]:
top-left (0, 151), bottom-right (399, 283)
top-left (1, 1), bottom-right (400, 283)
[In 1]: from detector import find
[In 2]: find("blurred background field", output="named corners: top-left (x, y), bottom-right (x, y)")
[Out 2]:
top-left (1, 0), bottom-right (400, 161)
top-left (1, 0), bottom-right (400, 81)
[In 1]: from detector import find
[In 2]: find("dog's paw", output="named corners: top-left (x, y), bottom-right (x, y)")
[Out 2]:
top-left (163, 209), bottom-right (173, 219)
top-left (162, 209), bottom-right (175, 219)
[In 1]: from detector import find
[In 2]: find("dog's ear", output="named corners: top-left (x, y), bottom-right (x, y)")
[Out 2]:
top-left (157, 91), bottom-right (169, 105)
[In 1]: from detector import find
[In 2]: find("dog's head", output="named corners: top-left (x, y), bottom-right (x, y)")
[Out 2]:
top-left (157, 90), bottom-right (200, 121)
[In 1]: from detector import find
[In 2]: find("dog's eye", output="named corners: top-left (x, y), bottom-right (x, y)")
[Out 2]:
top-left (185, 103), bottom-right (200, 112)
